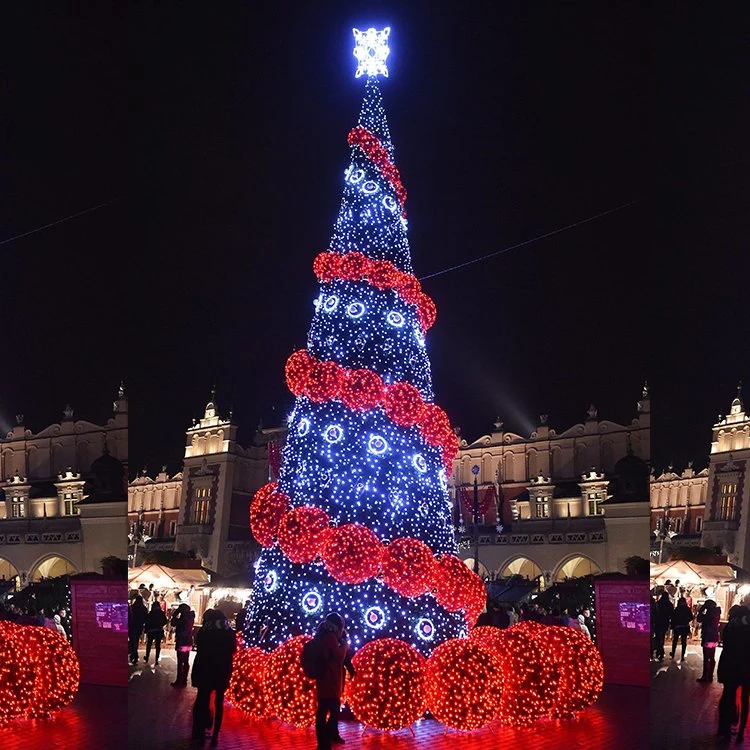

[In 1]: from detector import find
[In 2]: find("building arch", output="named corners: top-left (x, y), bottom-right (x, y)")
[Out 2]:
top-left (462, 558), bottom-right (489, 579)
top-left (553, 553), bottom-right (602, 582)
top-left (28, 554), bottom-right (78, 582)
top-left (497, 555), bottom-right (543, 581)
top-left (0, 557), bottom-right (21, 588)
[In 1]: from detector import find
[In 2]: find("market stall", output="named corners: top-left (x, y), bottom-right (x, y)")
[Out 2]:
top-left (128, 564), bottom-right (210, 622)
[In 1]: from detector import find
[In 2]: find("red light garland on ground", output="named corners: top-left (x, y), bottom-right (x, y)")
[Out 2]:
top-left (424, 638), bottom-right (503, 730)
top-left (227, 646), bottom-right (269, 719)
top-left (0, 621), bottom-right (79, 725)
top-left (345, 638), bottom-right (426, 730)
top-left (283, 349), bottom-right (458, 472)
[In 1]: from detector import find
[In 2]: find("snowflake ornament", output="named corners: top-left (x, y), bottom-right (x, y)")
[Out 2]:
top-left (353, 27), bottom-right (390, 78)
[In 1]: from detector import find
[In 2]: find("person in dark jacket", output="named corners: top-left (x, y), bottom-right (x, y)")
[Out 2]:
top-left (654, 592), bottom-right (674, 661)
top-left (170, 602), bottom-right (195, 688)
top-left (129, 596), bottom-right (148, 665)
top-left (144, 600), bottom-right (168, 665)
top-left (696, 600), bottom-right (721, 683)
top-left (670, 596), bottom-right (694, 661)
top-left (315, 612), bottom-right (353, 750)
top-left (191, 608), bottom-right (237, 745)
top-left (717, 606), bottom-right (750, 741)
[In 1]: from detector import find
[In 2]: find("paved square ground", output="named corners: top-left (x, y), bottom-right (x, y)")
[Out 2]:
top-left (650, 640), bottom-right (737, 749)
top-left (128, 647), bottom-right (647, 750)
top-left (1, 683), bottom-right (127, 749)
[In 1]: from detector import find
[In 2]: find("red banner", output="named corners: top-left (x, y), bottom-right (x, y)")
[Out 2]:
top-left (459, 485), bottom-right (496, 518)
top-left (267, 441), bottom-right (282, 478)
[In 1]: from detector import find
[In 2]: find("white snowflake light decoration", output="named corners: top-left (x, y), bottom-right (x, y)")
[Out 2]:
top-left (352, 27), bottom-right (390, 78)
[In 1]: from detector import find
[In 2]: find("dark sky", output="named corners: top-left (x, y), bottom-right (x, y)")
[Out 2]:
top-left (2, 2), bottom-right (748, 479)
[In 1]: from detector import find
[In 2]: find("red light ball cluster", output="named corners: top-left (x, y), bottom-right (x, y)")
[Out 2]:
top-left (249, 482), bottom-right (289, 548)
top-left (312, 251), bottom-right (436, 333)
top-left (227, 646), bottom-right (269, 719)
top-left (424, 638), bottom-right (503, 730)
top-left (0, 621), bottom-right (79, 725)
top-left (347, 125), bottom-right (407, 209)
top-left (277, 506), bottom-right (331, 564)
top-left (380, 537), bottom-right (435, 598)
top-left (320, 524), bottom-right (383, 584)
top-left (284, 350), bottom-right (459, 473)
top-left (263, 635), bottom-right (317, 728)
top-left (345, 638), bottom-right (426, 730)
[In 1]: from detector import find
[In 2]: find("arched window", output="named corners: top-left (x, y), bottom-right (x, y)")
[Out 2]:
top-left (554, 555), bottom-right (602, 582)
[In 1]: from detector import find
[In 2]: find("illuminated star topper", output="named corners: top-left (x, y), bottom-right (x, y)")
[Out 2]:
top-left (353, 27), bottom-right (390, 78)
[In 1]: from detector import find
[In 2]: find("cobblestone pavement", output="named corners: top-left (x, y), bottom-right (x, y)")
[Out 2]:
top-left (650, 640), bottom-right (733, 749)
top-left (1, 683), bottom-right (127, 750)
top-left (129, 648), bottom-right (647, 750)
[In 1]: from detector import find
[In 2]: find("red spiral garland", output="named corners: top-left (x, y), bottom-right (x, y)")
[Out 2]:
top-left (312, 251), bottom-right (436, 332)
top-left (347, 125), bottom-right (407, 210)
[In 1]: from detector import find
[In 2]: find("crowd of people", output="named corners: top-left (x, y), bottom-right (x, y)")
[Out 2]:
top-left (0, 601), bottom-right (71, 640)
top-left (476, 598), bottom-right (595, 639)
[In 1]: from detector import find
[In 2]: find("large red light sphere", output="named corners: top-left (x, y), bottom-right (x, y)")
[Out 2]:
top-left (0, 625), bottom-right (35, 725)
top-left (264, 635), bottom-right (317, 727)
top-left (341, 368), bottom-right (385, 411)
top-left (346, 639), bottom-right (426, 730)
top-left (424, 638), bottom-right (503, 730)
top-left (320, 524), bottom-right (383, 584)
top-left (491, 623), bottom-right (558, 726)
top-left (395, 274), bottom-right (422, 305)
top-left (545, 625), bottom-right (604, 716)
top-left (380, 537), bottom-right (435, 598)
top-left (431, 554), bottom-right (473, 612)
top-left (368, 259), bottom-right (400, 290)
top-left (419, 404), bottom-right (453, 448)
top-left (312, 250), bottom-right (340, 281)
top-left (227, 646), bottom-right (269, 719)
top-left (277, 506), bottom-right (331, 563)
top-left (307, 360), bottom-right (345, 403)
top-left (383, 382), bottom-right (426, 427)
top-left (250, 483), bottom-right (289, 548)
top-left (285, 349), bottom-right (315, 396)
top-left (462, 570), bottom-right (488, 628)
top-left (338, 251), bottom-right (369, 281)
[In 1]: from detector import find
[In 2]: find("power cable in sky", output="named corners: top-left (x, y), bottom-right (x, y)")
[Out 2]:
top-left (0, 197), bottom-right (122, 247)
top-left (419, 198), bottom-right (642, 281)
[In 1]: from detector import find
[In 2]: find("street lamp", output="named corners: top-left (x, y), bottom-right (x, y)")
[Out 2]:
top-left (472, 465), bottom-right (480, 576)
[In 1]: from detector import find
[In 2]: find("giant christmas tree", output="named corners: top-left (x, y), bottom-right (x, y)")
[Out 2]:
top-left (245, 26), bottom-right (485, 659)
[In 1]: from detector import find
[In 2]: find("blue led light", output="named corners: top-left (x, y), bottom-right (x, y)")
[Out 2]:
top-left (362, 180), bottom-right (379, 194)
top-left (383, 195), bottom-right (398, 212)
top-left (415, 617), bottom-right (435, 641)
top-left (298, 418), bottom-right (310, 436)
top-left (386, 310), bottom-right (405, 327)
top-left (368, 434), bottom-right (388, 455)
top-left (302, 590), bottom-right (323, 615)
top-left (413, 453), bottom-right (427, 473)
top-left (364, 606), bottom-right (386, 630)
top-left (323, 295), bottom-right (339, 313)
top-left (324, 424), bottom-right (344, 443)
top-left (346, 301), bottom-right (366, 319)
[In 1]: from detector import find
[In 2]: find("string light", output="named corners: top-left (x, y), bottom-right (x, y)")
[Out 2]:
top-left (249, 482), bottom-right (289, 547)
top-left (345, 638), bottom-right (426, 730)
top-left (227, 646), bottom-right (268, 719)
top-left (263, 635), bottom-right (317, 727)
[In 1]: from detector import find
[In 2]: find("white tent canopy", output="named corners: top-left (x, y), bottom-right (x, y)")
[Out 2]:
top-left (650, 560), bottom-right (735, 585)
top-left (128, 564), bottom-right (209, 589)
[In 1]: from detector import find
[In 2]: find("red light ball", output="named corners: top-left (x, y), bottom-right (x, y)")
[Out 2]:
top-left (341, 368), bottom-right (385, 411)
top-left (383, 382), bottom-right (426, 427)
top-left (227, 646), bottom-right (269, 719)
top-left (381, 537), bottom-right (436, 598)
top-left (420, 404), bottom-right (453, 448)
top-left (285, 350), bottom-right (315, 397)
top-left (346, 638), bottom-right (426, 730)
top-left (320, 524), bottom-right (383, 584)
top-left (250, 482), bottom-right (289, 547)
top-left (264, 635), bottom-right (317, 727)
top-left (307, 359), bottom-right (345, 403)
top-left (277, 506), bottom-right (331, 563)
top-left (431, 554), bottom-right (473, 612)
top-left (312, 251), bottom-right (340, 282)
top-left (338, 251), bottom-right (369, 281)
top-left (424, 638), bottom-right (503, 730)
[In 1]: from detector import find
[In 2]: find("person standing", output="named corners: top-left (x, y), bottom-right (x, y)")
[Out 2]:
top-left (654, 592), bottom-right (674, 661)
top-left (190, 609), bottom-right (237, 745)
top-left (53, 613), bottom-right (67, 638)
top-left (696, 600), bottom-right (721, 683)
top-left (314, 612), bottom-right (352, 750)
top-left (718, 606), bottom-right (750, 742)
top-left (129, 596), bottom-right (148, 665)
top-left (670, 596), bottom-right (694, 661)
top-left (144, 600), bottom-right (168, 665)
top-left (170, 603), bottom-right (195, 687)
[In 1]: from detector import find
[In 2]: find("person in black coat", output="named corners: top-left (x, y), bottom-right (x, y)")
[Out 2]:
top-left (670, 597), bottom-right (694, 661)
top-left (144, 600), bottom-right (168, 665)
top-left (696, 600), bottom-right (722, 683)
top-left (129, 596), bottom-right (148, 665)
top-left (171, 603), bottom-right (196, 688)
top-left (191, 608), bottom-right (237, 745)
top-left (654, 592), bottom-right (674, 661)
top-left (717, 605), bottom-right (750, 741)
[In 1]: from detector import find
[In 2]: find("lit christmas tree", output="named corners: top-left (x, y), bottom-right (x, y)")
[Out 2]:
top-left (245, 26), bottom-right (486, 659)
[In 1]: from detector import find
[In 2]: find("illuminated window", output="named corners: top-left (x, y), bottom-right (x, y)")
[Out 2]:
top-left (11, 497), bottom-right (25, 518)
top-left (535, 497), bottom-right (550, 518)
top-left (192, 486), bottom-right (211, 525)
top-left (696, 516), bottom-right (702, 532)
top-left (674, 518), bottom-right (682, 533)
top-left (169, 520), bottom-right (176, 536)
top-left (64, 492), bottom-right (79, 516)
top-left (719, 482), bottom-right (737, 521)
top-left (588, 492), bottom-right (603, 516)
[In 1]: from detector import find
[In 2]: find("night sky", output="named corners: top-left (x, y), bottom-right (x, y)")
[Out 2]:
top-left (2, 3), bottom-right (747, 479)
